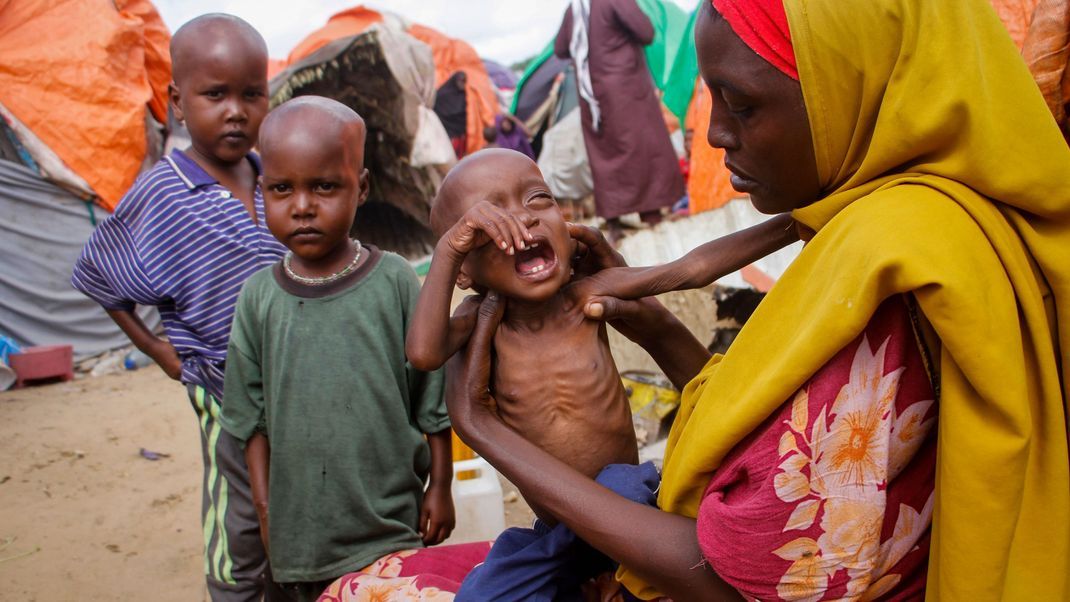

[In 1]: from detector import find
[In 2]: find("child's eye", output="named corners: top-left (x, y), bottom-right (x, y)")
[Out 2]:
top-left (525, 193), bottom-right (556, 209)
top-left (315, 182), bottom-right (337, 193)
top-left (245, 90), bottom-right (265, 99)
top-left (269, 183), bottom-right (291, 194)
top-left (204, 90), bottom-right (224, 99)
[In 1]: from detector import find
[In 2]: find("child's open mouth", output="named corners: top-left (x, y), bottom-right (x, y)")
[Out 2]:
top-left (514, 239), bottom-right (558, 281)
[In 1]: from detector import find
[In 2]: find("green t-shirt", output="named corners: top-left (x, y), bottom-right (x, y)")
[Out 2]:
top-left (220, 247), bottom-right (448, 583)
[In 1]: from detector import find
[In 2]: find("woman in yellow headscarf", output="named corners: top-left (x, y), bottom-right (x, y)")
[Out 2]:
top-left (446, 0), bottom-right (1070, 599)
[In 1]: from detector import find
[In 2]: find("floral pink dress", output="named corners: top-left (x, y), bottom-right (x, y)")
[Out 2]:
top-left (317, 542), bottom-right (492, 601)
top-left (698, 296), bottom-right (938, 600)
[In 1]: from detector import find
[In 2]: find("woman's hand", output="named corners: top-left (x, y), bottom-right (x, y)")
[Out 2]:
top-left (446, 293), bottom-right (505, 442)
top-left (567, 223), bottom-right (711, 388)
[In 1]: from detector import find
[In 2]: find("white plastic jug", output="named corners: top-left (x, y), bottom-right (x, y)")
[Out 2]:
top-left (443, 458), bottom-right (506, 544)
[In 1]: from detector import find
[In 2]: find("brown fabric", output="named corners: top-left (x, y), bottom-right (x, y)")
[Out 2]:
top-left (554, 0), bottom-right (684, 220)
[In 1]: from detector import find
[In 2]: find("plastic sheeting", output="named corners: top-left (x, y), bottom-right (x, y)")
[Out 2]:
top-left (0, 0), bottom-right (171, 211)
top-left (285, 5), bottom-right (499, 157)
top-left (271, 24), bottom-right (451, 257)
top-left (537, 109), bottom-right (593, 201)
top-left (0, 161), bottom-right (159, 358)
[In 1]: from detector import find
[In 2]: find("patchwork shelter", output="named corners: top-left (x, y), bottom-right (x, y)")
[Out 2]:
top-left (271, 17), bottom-right (457, 258)
top-left (0, 0), bottom-right (167, 355)
top-left (286, 6), bottom-right (500, 157)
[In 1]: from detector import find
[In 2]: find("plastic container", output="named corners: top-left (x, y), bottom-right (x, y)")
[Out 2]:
top-left (443, 458), bottom-right (506, 544)
top-left (124, 350), bottom-right (153, 370)
top-left (8, 344), bottom-right (73, 388)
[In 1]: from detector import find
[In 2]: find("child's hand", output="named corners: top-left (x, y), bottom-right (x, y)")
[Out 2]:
top-left (419, 482), bottom-right (456, 545)
top-left (444, 201), bottom-right (535, 258)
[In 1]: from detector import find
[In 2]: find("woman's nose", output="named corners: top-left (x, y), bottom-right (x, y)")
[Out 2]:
top-left (707, 96), bottom-right (739, 150)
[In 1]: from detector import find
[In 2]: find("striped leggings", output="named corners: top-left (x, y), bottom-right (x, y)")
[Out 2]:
top-left (188, 384), bottom-right (277, 601)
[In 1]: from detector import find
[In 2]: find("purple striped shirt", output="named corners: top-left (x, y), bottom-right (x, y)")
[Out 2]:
top-left (71, 149), bottom-right (286, 399)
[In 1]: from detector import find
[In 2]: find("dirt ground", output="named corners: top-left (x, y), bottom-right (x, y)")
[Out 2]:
top-left (0, 368), bottom-right (533, 601)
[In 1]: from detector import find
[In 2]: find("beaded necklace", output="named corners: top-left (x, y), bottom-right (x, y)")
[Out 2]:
top-left (283, 239), bottom-right (362, 286)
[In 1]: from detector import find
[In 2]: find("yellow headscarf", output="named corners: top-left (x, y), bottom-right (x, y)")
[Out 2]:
top-left (621, 0), bottom-right (1070, 598)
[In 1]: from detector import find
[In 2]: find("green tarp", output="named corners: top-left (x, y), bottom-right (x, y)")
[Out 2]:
top-left (511, 1), bottom-right (699, 126)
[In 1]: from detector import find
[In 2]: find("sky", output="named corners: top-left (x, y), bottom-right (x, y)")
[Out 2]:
top-left (154, 0), bottom-right (699, 66)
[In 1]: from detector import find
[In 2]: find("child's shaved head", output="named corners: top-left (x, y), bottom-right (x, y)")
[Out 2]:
top-left (260, 96), bottom-right (367, 172)
top-left (170, 14), bottom-right (267, 85)
top-left (432, 149), bottom-right (543, 238)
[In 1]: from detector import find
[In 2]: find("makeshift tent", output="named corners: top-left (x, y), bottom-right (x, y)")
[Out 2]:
top-left (271, 22), bottom-right (455, 258)
top-left (0, 0), bottom-right (169, 357)
top-left (0, 160), bottom-right (160, 357)
top-left (483, 60), bottom-right (518, 91)
top-left (537, 109), bottom-right (593, 202)
top-left (0, 0), bottom-right (170, 211)
top-left (286, 5), bottom-right (499, 157)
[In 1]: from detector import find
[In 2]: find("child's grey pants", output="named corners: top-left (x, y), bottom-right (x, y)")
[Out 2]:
top-left (188, 384), bottom-right (279, 602)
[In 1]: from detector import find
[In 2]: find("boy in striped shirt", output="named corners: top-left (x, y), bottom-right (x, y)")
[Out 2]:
top-left (72, 14), bottom-right (284, 601)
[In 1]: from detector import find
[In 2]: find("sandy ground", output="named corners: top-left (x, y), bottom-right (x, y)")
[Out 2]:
top-left (0, 368), bottom-right (533, 601)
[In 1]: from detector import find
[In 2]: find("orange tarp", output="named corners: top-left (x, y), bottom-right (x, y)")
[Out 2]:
top-left (0, 0), bottom-right (171, 211)
top-left (407, 24), bottom-right (497, 155)
top-left (285, 5), bottom-right (498, 157)
top-left (286, 6), bottom-right (385, 65)
top-left (684, 79), bottom-right (741, 214)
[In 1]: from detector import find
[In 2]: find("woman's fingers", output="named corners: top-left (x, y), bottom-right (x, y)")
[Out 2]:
top-left (583, 295), bottom-right (644, 322)
top-left (568, 222), bottom-right (627, 274)
top-left (466, 293), bottom-right (505, 406)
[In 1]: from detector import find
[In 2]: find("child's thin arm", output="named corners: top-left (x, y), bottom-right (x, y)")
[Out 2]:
top-left (407, 240), bottom-right (475, 371)
top-left (244, 432), bottom-right (271, 554)
top-left (576, 214), bottom-right (798, 301)
top-left (420, 428), bottom-right (456, 545)
top-left (407, 202), bottom-right (533, 371)
top-left (106, 309), bottom-right (182, 379)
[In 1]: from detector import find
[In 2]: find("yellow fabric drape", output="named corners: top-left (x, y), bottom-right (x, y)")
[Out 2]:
top-left (621, 0), bottom-right (1070, 598)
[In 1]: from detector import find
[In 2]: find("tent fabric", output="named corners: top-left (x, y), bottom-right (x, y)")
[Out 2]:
top-left (512, 1), bottom-right (698, 131)
top-left (684, 79), bottom-right (742, 213)
top-left (407, 24), bottom-right (498, 156)
top-left (537, 109), bottom-right (593, 201)
top-left (286, 6), bottom-right (385, 65)
top-left (483, 59), bottom-right (519, 90)
top-left (0, 160), bottom-right (159, 358)
top-left (1022, 0), bottom-right (1070, 139)
top-left (271, 25), bottom-right (450, 258)
top-left (286, 5), bottom-right (499, 158)
top-left (634, 0), bottom-right (695, 125)
top-left (0, 0), bottom-right (171, 211)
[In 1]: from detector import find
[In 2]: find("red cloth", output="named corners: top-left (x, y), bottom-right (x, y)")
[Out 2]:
top-left (318, 541), bottom-right (493, 600)
top-left (696, 297), bottom-right (936, 600)
top-left (711, 0), bottom-right (798, 80)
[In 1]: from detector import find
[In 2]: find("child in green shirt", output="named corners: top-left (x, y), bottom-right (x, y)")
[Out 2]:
top-left (220, 96), bottom-right (453, 601)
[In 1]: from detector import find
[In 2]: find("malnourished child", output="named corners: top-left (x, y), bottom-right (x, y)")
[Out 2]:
top-left (407, 149), bottom-right (796, 520)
